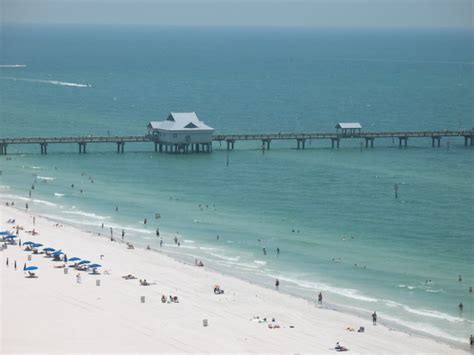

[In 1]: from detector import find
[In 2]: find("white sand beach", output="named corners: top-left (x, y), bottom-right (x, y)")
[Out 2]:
top-left (0, 203), bottom-right (469, 354)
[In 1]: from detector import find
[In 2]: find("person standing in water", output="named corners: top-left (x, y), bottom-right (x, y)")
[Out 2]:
top-left (275, 278), bottom-right (280, 289)
top-left (263, 247), bottom-right (267, 255)
top-left (121, 229), bottom-right (125, 240)
top-left (372, 311), bottom-right (377, 325)
top-left (156, 228), bottom-right (160, 237)
top-left (276, 247), bottom-right (280, 255)
top-left (144, 218), bottom-right (147, 225)
top-left (318, 292), bottom-right (323, 305)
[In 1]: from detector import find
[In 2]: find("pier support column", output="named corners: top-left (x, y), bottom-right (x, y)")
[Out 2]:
top-left (398, 137), bottom-right (408, 148)
top-left (365, 138), bottom-right (374, 148)
top-left (296, 139), bottom-right (306, 149)
top-left (154, 142), bottom-right (158, 152)
top-left (121, 142), bottom-right (125, 153)
top-left (432, 137), bottom-right (441, 148)
top-left (159, 144), bottom-right (163, 152)
top-left (117, 142), bottom-right (121, 153)
top-left (78, 143), bottom-right (87, 154)
top-left (1, 144), bottom-right (7, 155)
top-left (262, 139), bottom-right (271, 150)
top-left (40, 143), bottom-right (48, 155)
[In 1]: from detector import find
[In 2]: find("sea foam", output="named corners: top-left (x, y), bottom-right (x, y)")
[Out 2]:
top-left (1, 76), bottom-right (91, 88)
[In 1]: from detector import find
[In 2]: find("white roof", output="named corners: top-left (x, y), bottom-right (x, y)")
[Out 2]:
top-left (336, 122), bottom-right (362, 129)
top-left (148, 112), bottom-right (214, 132)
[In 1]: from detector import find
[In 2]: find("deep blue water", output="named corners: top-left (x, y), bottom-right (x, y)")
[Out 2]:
top-left (0, 25), bottom-right (473, 344)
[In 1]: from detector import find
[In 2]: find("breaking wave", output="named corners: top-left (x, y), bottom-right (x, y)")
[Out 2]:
top-left (1, 76), bottom-right (91, 88)
top-left (0, 64), bottom-right (26, 68)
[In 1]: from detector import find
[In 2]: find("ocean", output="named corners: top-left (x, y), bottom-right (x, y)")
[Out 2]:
top-left (0, 25), bottom-right (473, 344)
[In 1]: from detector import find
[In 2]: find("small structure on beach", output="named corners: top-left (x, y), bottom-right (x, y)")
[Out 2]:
top-left (335, 122), bottom-right (362, 136)
top-left (148, 112), bottom-right (214, 153)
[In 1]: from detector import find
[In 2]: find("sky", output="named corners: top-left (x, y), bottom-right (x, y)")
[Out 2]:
top-left (1, 0), bottom-right (472, 28)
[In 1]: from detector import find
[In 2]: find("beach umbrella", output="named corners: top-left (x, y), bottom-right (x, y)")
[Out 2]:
top-left (32, 243), bottom-right (43, 248)
top-left (69, 257), bottom-right (81, 262)
top-left (5, 235), bottom-right (17, 239)
top-left (78, 260), bottom-right (90, 265)
top-left (88, 264), bottom-right (102, 268)
top-left (24, 266), bottom-right (38, 271)
top-left (43, 247), bottom-right (55, 252)
top-left (52, 251), bottom-right (63, 256)
top-left (0, 231), bottom-right (9, 235)
top-left (23, 241), bottom-right (35, 246)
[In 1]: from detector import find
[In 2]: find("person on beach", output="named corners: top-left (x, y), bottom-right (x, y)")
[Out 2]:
top-left (156, 228), bottom-right (159, 237)
top-left (76, 273), bottom-right (81, 283)
top-left (144, 218), bottom-right (147, 225)
top-left (25, 203), bottom-right (28, 211)
top-left (101, 223), bottom-right (104, 229)
top-left (469, 287), bottom-right (472, 293)
top-left (14, 260), bottom-right (17, 270)
top-left (115, 206), bottom-right (118, 212)
top-left (33, 216), bottom-right (35, 225)
top-left (276, 247), bottom-right (280, 255)
top-left (29, 190), bottom-right (31, 197)
top-left (216, 235), bottom-right (219, 240)
top-left (160, 239), bottom-right (163, 247)
top-left (372, 311), bottom-right (377, 325)
top-left (110, 227), bottom-right (113, 237)
top-left (174, 236), bottom-right (178, 245)
top-left (263, 247), bottom-right (267, 255)
top-left (6, 258), bottom-right (8, 267)
top-left (318, 292), bottom-right (323, 305)
top-left (459, 302), bottom-right (464, 311)
top-left (71, 184), bottom-right (74, 188)
top-left (459, 275), bottom-right (462, 282)
top-left (122, 229), bottom-right (125, 239)
top-left (275, 278), bottom-right (280, 289)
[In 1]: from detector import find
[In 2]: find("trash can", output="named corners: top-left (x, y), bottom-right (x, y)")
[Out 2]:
top-left (141, 296), bottom-right (145, 303)
top-left (28, 255), bottom-right (32, 261)
top-left (96, 279), bottom-right (101, 286)
top-left (64, 267), bottom-right (69, 274)
top-left (203, 319), bottom-right (208, 327)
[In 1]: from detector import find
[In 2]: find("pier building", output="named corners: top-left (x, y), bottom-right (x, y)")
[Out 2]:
top-left (147, 112), bottom-right (214, 153)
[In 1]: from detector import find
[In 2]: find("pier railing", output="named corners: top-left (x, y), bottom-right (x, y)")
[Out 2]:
top-left (0, 129), bottom-right (473, 155)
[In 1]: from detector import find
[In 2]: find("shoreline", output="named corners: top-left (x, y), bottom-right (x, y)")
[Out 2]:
top-left (1, 202), bottom-right (470, 354)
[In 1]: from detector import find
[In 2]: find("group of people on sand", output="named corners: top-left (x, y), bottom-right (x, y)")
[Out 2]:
top-left (250, 316), bottom-right (281, 329)
top-left (162, 294), bottom-right (179, 303)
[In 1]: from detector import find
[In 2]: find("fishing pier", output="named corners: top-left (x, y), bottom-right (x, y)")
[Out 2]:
top-left (0, 129), bottom-right (472, 155)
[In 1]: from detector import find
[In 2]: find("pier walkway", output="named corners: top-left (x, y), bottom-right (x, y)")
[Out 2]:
top-left (0, 130), bottom-right (473, 155)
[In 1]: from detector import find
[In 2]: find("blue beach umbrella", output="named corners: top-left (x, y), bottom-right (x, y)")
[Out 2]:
top-left (0, 231), bottom-right (9, 235)
top-left (32, 243), bottom-right (43, 248)
top-left (68, 257), bottom-right (81, 262)
top-left (23, 241), bottom-right (35, 246)
top-left (24, 266), bottom-right (39, 271)
top-left (78, 260), bottom-right (90, 265)
top-left (88, 264), bottom-right (102, 268)
top-left (5, 235), bottom-right (17, 239)
top-left (43, 247), bottom-right (55, 252)
top-left (52, 251), bottom-right (63, 256)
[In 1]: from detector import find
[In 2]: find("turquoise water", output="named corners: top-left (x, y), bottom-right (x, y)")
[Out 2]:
top-left (1, 25), bottom-right (473, 344)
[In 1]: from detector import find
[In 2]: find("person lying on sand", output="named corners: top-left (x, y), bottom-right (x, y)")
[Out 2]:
top-left (26, 271), bottom-right (37, 278)
top-left (161, 295), bottom-right (167, 303)
top-left (335, 342), bottom-right (349, 352)
top-left (139, 279), bottom-right (150, 286)
top-left (54, 264), bottom-right (66, 269)
top-left (127, 243), bottom-right (134, 249)
top-left (213, 285), bottom-right (224, 294)
top-left (122, 274), bottom-right (137, 280)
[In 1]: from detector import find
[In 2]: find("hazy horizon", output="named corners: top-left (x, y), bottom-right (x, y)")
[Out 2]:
top-left (1, 0), bottom-right (472, 28)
